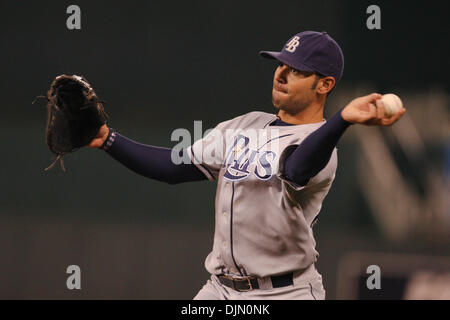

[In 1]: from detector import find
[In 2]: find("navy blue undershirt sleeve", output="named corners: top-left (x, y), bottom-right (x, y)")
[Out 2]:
top-left (283, 108), bottom-right (352, 186)
top-left (104, 133), bottom-right (207, 184)
top-left (102, 108), bottom-right (350, 186)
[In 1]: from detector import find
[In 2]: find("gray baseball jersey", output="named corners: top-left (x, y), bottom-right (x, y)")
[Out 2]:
top-left (186, 111), bottom-right (337, 278)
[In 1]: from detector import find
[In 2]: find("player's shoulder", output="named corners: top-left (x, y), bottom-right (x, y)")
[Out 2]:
top-left (217, 110), bottom-right (275, 129)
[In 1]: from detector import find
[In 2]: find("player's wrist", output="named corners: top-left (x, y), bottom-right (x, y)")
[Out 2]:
top-left (338, 106), bottom-right (354, 126)
top-left (100, 128), bottom-right (117, 151)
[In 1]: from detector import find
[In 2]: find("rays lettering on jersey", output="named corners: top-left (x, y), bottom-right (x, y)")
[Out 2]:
top-left (223, 134), bottom-right (277, 181)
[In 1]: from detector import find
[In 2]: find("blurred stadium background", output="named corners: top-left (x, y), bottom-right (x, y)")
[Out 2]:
top-left (0, 0), bottom-right (448, 299)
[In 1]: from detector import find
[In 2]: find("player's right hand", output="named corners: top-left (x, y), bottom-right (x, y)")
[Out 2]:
top-left (341, 93), bottom-right (406, 126)
top-left (88, 124), bottom-right (110, 148)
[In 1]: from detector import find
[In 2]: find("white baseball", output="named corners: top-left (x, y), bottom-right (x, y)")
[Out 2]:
top-left (380, 93), bottom-right (403, 117)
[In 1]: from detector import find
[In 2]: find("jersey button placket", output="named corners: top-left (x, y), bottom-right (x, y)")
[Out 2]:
top-left (219, 179), bottom-right (238, 275)
top-left (220, 181), bottom-right (230, 264)
top-left (221, 182), bottom-right (230, 222)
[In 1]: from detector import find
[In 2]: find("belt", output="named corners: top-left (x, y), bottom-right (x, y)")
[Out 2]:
top-left (218, 272), bottom-right (294, 292)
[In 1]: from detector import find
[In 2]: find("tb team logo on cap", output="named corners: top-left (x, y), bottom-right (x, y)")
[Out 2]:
top-left (285, 36), bottom-right (300, 53)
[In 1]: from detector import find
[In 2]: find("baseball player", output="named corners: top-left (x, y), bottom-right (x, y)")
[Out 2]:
top-left (88, 31), bottom-right (405, 299)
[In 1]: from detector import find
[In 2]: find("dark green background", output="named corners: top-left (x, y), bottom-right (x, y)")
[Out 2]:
top-left (0, 0), bottom-right (448, 299)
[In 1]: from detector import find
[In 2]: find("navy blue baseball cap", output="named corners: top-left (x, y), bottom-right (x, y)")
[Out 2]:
top-left (260, 31), bottom-right (344, 83)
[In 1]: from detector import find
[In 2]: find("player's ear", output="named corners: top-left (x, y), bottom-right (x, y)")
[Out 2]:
top-left (316, 76), bottom-right (336, 95)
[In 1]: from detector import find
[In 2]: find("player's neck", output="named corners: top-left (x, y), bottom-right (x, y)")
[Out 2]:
top-left (277, 103), bottom-right (325, 125)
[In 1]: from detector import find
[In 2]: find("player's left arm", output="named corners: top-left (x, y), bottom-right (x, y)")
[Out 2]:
top-left (88, 125), bottom-right (207, 184)
top-left (283, 93), bottom-right (405, 187)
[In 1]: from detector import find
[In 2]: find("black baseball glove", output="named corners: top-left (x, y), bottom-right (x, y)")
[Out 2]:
top-left (35, 75), bottom-right (108, 171)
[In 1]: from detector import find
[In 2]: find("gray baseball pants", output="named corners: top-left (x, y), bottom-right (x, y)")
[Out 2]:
top-left (194, 264), bottom-right (326, 300)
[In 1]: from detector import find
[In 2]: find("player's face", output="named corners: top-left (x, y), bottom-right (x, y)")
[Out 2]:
top-left (272, 62), bottom-right (318, 114)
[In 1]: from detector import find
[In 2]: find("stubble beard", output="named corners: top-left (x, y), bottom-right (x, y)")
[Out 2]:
top-left (272, 94), bottom-right (313, 116)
